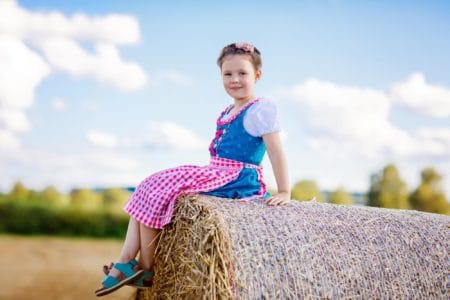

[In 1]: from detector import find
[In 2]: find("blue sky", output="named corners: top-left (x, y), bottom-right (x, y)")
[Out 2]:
top-left (1, 0), bottom-right (449, 198)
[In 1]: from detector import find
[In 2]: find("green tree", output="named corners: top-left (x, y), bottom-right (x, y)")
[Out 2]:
top-left (409, 167), bottom-right (450, 215)
top-left (70, 188), bottom-right (102, 210)
top-left (329, 187), bottom-right (353, 205)
top-left (291, 180), bottom-right (324, 202)
top-left (102, 188), bottom-right (130, 211)
top-left (368, 164), bottom-right (409, 209)
top-left (9, 181), bottom-right (29, 201)
top-left (40, 186), bottom-right (63, 204)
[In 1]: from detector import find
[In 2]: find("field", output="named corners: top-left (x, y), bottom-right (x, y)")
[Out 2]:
top-left (0, 235), bottom-right (135, 300)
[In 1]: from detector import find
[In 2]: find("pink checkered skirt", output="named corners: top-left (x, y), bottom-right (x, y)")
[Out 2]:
top-left (124, 156), bottom-right (265, 229)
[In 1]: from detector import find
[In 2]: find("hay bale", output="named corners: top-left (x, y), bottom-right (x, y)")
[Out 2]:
top-left (134, 195), bottom-right (449, 299)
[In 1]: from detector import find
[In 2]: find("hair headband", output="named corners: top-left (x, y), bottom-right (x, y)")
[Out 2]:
top-left (235, 42), bottom-right (255, 53)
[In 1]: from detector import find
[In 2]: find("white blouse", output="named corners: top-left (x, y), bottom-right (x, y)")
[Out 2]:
top-left (221, 99), bottom-right (280, 137)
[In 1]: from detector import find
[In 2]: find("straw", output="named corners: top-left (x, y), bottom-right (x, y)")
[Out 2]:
top-left (133, 195), bottom-right (449, 299)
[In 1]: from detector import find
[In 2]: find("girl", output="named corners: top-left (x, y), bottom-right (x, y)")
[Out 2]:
top-left (95, 42), bottom-right (291, 297)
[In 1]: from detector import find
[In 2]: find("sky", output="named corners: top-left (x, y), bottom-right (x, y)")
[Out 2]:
top-left (1, 0), bottom-right (449, 198)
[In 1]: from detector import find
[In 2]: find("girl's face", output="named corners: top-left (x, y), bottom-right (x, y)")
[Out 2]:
top-left (221, 54), bottom-right (261, 103)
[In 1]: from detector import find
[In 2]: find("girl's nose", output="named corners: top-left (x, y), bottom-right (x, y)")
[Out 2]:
top-left (231, 76), bottom-right (239, 83)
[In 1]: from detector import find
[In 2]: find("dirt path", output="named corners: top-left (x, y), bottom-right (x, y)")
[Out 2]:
top-left (0, 235), bottom-right (136, 300)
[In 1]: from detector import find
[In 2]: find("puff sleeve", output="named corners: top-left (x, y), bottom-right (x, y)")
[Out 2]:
top-left (243, 99), bottom-right (280, 137)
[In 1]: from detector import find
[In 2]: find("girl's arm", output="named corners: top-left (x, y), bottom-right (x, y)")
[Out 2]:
top-left (262, 131), bottom-right (291, 205)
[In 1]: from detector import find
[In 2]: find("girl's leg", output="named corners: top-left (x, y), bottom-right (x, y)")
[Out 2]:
top-left (108, 217), bottom-right (141, 277)
top-left (138, 223), bottom-right (161, 271)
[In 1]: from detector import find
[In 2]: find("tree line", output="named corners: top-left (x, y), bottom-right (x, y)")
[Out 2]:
top-left (1, 163), bottom-right (449, 216)
top-left (291, 164), bottom-right (449, 215)
top-left (3, 185), bottom-right (131, 212)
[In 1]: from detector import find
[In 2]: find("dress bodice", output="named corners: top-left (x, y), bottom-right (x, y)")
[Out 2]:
top-left (208, 99), bottom-right (266, 165)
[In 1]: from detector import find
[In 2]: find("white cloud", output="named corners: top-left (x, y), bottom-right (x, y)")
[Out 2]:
top-left (0, 1), bottom-right (147, 91)
top-left (0, 108), bottom-right (31, 132)
top-left (0, 125), bottom-right (211, 191)
top-left (39, 38), bottom-right (147, 91)
top-left (280, 77), bottom-right (450, 160)
top-left (84, 152), bottom-right (138, 171)
top-left (0, 1), bottom-right (146, 108)
top-left (86, 130), bottom-right (118, 148)
top-left (391, 72), bottom-right (450, 118)
top-left (87, 122), bottom-right (207, 151)
top-left (0, 34), bottom-right (50, 147)
top-left (0, 147), bottom-right (142, 191)
top-left (415, 128), bottom-right (450, 156)
top-left (148, 121), bottom-right (208, 151)
top-left (286, 78), bottom-right (418, 157)
top-left (0, 0), bottom-right (140, 45)
top-left (120, 121), bottom-right (208, 151)
top-left (0, 129), bottom-right (20, 151)
top-left (0, 35), bottom-right (51, 110)
top-left (0, 0), bottom-right (147, 155)
top-left (274, 75), bottom-right (450, 197)
top-left (52, 98), bottom-right (66, 111)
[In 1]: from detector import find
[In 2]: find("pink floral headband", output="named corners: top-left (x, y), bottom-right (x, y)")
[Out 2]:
top-left (235, 42), bottom-right (255, 53)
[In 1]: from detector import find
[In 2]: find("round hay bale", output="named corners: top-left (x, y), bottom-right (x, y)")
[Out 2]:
top-left (134, 195), bottom-right (449, 299)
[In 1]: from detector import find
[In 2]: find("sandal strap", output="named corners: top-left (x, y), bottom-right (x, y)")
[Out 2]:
top-left (102, 259), bottom-right (139, 276)
top-left (114, 259), bottom-right (139, 277)
top-left (101, 275), bottom-right (119, 288)
top-left (129, 258), bottom-right (138, 267)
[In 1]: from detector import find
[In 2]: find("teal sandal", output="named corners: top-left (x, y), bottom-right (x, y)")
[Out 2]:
top-left (95, 258), bottom-right (144, 297)
top-left (103, 262), bottom-right (154, 288)
top-left (133, 271), bottom-right (154, 289)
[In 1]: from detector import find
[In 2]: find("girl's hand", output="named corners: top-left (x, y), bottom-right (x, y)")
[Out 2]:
top-left (265, 192), bottom-right (291, 206)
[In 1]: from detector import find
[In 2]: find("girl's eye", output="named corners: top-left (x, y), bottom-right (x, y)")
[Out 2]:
top-left (224, 73), bottom-right (231, 76)
top-left (239, 72), bottom-right (247, 75)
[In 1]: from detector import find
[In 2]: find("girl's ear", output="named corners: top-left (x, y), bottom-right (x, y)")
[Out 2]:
top-left (255, 69), bottom-right (262, 81)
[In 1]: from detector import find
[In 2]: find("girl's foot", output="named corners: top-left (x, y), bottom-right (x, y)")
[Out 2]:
top-left (103, 262), bottom-right (154, 288)
top-left (95, 259), bottom-right (144, 297)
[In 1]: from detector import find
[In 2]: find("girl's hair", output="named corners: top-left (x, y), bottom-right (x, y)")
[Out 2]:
top-left (217, 42), bottom-right (262, 71)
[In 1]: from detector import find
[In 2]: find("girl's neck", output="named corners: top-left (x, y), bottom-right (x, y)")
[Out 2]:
top-left (233, 96), bottom-right (255, 110)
